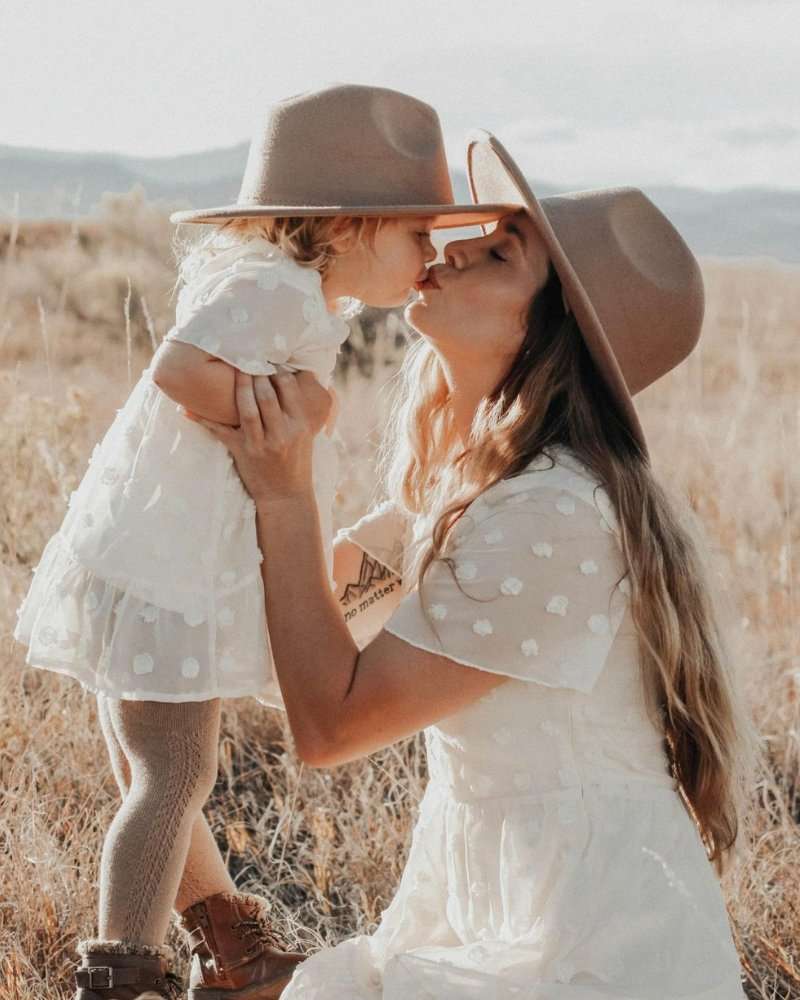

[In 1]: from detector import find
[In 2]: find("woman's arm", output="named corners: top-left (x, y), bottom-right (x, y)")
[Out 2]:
top-left (256, 494), bottom-right (506, 766)
top-left (185, 370), bottom-right (506, 767)
top-left (152, 340), bottom-right (239, 425)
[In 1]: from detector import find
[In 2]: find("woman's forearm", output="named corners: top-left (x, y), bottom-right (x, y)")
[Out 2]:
top-left (255, 491), bottom-right (360, 759)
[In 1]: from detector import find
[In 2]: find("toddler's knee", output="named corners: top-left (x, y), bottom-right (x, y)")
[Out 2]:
top-left (112, 697), bottom-right (220, 807)
top-left (166, 730), bottom-right (220, 808)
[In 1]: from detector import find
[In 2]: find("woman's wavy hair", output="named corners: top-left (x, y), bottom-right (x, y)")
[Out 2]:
top-left (379, 262), bottom-right (757, 874)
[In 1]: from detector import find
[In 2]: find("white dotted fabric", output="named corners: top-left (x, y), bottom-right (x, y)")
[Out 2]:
top-left (13, 240), bottom-right (347, 707)
top-left (383, 483), bottom-right (628, 695)
top-left (165, 237), bottom-right (350, 382)
top-left (334, 499), bottom-right (408, 580)
top-left (295, 447), bottom-right (746, 998)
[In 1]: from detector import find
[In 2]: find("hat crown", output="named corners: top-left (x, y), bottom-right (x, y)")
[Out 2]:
top-left (468, 131), bottom-right (705, 453)
top-left (170, 86), bottom-right (516, 229)
top-left (238, 83), bottom-right (456, 209)
top-left (538, 186), bottom-right (704, 396)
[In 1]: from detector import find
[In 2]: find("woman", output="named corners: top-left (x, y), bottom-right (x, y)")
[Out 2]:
top-left (186, 132), bottom-right (753, 998)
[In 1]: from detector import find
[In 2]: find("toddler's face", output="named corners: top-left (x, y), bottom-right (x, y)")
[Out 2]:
top-left (338, 216), bottom-right (437, 308)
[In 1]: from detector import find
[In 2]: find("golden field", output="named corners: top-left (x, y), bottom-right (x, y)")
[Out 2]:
top-left (0, 189), bottom-right (798, 999)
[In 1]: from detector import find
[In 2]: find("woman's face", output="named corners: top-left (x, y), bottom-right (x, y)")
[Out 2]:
top-left (405, 210), bottom-right (551, 365)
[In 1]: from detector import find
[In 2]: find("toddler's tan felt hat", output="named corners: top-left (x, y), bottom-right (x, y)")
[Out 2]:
top-left (467, 129), bottom-right (705, 457)
top-left (170, 85), bottom-right (516, 229)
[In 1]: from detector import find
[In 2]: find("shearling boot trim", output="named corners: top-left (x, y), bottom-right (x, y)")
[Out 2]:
top-left (193, 890), bottom-right (272, 911)
top-left (76, 938), bottom-right (174, 961)
top-left (182, 890), bottom-right (268, 911)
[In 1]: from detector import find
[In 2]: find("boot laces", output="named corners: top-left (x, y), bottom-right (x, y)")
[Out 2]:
top-left (232, 913), bottom-right (288, 953)
top-left (162, 970), bottom-right (184, 999)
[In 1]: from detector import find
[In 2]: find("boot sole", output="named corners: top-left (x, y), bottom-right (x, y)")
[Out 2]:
top-left (76, 992), bottom-right (171, 999)
top-left (187, 974), bottom-right (294, 1000)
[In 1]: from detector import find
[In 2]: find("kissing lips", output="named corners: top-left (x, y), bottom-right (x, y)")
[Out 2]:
top-left (414, 268), bottom-right (441, 292)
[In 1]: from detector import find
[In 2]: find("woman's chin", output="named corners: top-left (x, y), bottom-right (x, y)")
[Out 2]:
top-left (404, 295), bottom-right (435, 333)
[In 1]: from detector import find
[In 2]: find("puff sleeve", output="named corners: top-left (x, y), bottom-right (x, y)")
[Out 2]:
top-left (165, 256), bottom-right (337, 379)
top-left (382, 485), bottom-right (631, 694)
top-left (334, 499), bottom-right (409, 579)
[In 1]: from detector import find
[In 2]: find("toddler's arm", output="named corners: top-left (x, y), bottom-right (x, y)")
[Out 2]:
top-left (154, 342), bottom-right (339, 432)
top-left (152, 340), bottom-right (240, 425)
top-left (159, 260), bottom-right (341, 426)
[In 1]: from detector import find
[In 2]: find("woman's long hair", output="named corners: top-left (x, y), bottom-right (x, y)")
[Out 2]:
top-left (378, 263), bottom-right (757, 874)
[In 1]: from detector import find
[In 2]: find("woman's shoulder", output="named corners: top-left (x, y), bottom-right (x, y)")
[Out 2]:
top-left (466, 446), bottom-right (620, 537)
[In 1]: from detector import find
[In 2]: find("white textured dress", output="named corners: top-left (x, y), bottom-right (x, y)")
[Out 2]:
top-left (285, 446), bottom-right (746, 999)
top-left (14, 237), bottom-right (350, 706)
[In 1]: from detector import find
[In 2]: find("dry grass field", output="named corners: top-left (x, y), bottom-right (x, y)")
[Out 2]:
top-left (1, 189), bottom-right (798, 999)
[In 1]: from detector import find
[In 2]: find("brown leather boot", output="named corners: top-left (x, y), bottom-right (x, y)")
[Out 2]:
top-left (73, 939), bottom-right (183, 999)
top-left (177, 892), bottom-right (307, 999)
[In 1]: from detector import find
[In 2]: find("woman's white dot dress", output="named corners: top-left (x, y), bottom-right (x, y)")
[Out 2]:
top-left (282, 446), bottom-right (746, 998)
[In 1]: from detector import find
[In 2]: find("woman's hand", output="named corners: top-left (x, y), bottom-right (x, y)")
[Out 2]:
top-left (183, 368), bottom-right (334, 507)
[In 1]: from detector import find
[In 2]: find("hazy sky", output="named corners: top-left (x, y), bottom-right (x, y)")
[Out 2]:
top-left (2, 0), bottom-right (798, 190)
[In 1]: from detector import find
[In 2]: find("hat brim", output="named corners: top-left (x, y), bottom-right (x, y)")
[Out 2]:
top-left (466, 129), bottom-right (647, 456)
top-left (169, 202), bottom-right (519, 229)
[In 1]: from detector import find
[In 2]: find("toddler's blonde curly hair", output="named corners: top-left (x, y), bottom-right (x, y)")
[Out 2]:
top-left (174, 215), bottom-right (384, 293)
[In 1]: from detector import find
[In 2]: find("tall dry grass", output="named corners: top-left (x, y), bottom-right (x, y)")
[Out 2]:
top-left (0, 191), bottom-right (798, 999)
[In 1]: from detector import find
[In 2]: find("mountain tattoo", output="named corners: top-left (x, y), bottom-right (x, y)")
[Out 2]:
top-left (340, 551), bottom-right (401, 623)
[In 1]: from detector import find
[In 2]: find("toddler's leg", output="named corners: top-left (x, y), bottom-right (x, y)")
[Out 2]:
top-left (97, 692), bottom-right (134, 793)
top-left (171, 814), bottom-right (238, 914)
top-left (97, 694), bottom-right (236, 913)
top-left (97, 697), bottom-right (222, 945)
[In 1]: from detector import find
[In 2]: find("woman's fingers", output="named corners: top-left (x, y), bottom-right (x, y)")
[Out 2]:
top-left (227, 369), bottom-right (331, 452)
top-left (235, 369), bottom-right (272, 441)
top-left (296, 371), bottom-right (334, 428)
top-left (272, 370), bottom-right (333, 433)
top-left (180, 370), bottom-right (321, 505)
top-left (269, 371), bottom-right (305, 421)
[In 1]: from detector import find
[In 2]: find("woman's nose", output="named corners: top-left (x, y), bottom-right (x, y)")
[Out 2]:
top-left (444, 241), bottom-right (466, 269)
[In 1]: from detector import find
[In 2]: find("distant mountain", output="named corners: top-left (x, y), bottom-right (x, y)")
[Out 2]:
top-left (0, 142), bottom-right (247, 219)
top-left (1, 143), bottom-right (798, 263)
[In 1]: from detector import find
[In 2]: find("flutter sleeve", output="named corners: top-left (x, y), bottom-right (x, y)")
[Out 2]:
top-left (334, 499), bottom-right (409, 579)
top-left (382, 485), bottom-right (631, 694)
top-left (166, 257), bottom-right (326, 376)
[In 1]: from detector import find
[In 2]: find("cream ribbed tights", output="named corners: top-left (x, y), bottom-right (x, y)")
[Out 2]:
top-left (97, 694), bottom-right (237, 946)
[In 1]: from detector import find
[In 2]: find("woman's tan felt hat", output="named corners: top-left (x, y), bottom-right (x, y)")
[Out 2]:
top-left (466, 129), bottom-right (705, 457)
top-left (170, 85), bottom-right (517, 229)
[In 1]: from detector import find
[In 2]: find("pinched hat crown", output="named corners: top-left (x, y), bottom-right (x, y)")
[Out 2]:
top-left (468, 131), bottom-right (705, 456)
top-left (171, 85), bottom-right (515, 228)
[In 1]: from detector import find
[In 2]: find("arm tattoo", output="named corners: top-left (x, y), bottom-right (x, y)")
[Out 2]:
top-left (339, 551), bottom-right (401, 623)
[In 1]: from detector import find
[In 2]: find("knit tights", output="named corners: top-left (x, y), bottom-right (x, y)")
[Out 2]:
top-left (97, 694), bottom-right (237, 946)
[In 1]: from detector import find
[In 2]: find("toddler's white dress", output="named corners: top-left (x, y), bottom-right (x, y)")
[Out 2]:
top-left (14, 237), bottom-right (350, 707)
top-left (284, 445), bottom-right (746, 998)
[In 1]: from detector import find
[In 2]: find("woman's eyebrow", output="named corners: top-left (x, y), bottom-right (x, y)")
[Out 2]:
top-left (503, 221), bottom-right (527, 250)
